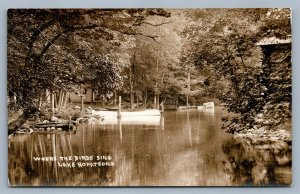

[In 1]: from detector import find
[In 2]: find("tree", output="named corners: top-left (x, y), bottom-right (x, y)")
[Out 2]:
top-left (7, 9), bottom-right (170, 134)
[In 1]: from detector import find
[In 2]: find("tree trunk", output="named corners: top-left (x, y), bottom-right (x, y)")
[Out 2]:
top-left (117, 96), bottom-right (121, 118)
top-left (62, 92), bottom-right (68, 108)
top-left (157, 94), bottom-right (160, 109)
top-left (50, 90), bottom-right (54, 121)
top-left (130, 86), bottom-right (134, 110)
top-left (187, 70), bottom-right (190, 107)
top-left (186, 95), bottom-right (189, 107)
top-left (58, 92), bottom-right (64, 111)
top-left (101, 95), bottom-right (105, 107)
top-left (153, 81), bottom-right (158, 109)
top-left (129, 69), bottom-right (134, 109)
top-left (91, 89), bottom-right (94, 103)
top-left (54, 93), bottom-right (57, 108)
top-left (144, 90), bottom-right (147, 108)
top-left (68, 92), bottom-right (71, 103)
top-left (130, 52), bottom-right (136, 110)
top-left (8, 106), bottom-right (39, 135)
top-left (38, 93), bottom-right (42, 109)
top-left (114, 91), bottom-right (117, 106)
top-left (57, 91), bottom-right (60, 110)
top-left (60, 92), bottom-right (64, 109)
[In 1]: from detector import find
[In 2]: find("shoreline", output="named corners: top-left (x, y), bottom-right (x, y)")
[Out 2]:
top-left (233, 128), bottom-right (292, 166)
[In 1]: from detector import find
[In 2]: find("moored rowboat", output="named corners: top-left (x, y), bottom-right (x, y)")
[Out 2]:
top-left (91, 109), bottom-right (161, 118)
top-left (89, 115), bottom-right (161, 125)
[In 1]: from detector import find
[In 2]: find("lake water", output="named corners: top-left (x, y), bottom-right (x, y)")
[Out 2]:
top-left (8, 108), bottom-right (291, 186)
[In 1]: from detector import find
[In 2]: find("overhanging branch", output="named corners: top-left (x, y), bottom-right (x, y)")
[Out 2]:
top-left (113, 30), bottom-right (160, 42)
top-left (135, 32), bottom-right (159, 41)
top-left (139, 20), bottom-right (174, 26)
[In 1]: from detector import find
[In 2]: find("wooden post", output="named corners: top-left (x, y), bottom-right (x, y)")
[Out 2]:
top-left (68, 116), bottom-right (72, 130)
top-left (80, 95), bottom-right (84, 112)
top-left (117, 96), bottom-right (121, 118)
top-left (160, 101), bottom-right (164, 113)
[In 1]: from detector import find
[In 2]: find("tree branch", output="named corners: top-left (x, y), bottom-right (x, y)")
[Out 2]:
top-left (39, 32), bottom-right (64, 58)
top-left (37, 24), bottom-right (99, 59)
top-left (135, 32), bottom-right (159, 41)
top-left (28, 20), bottom-right (57, 51)
top-left (113, 29), bottom-right (160, 42)
top-left (139, 20), bottom-right (174, 26)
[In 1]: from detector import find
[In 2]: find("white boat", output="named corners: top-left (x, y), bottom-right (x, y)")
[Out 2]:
top-left (203, 102), bottom-right (214, 110)
top-left (91, 109), bottom-right (161, 118)
top-left (197, 106), bottom-right (204, 110)
top-left (87, 109), bottom-right (161, 125)
top-left (177, 106), bottom-right (198, 110)
top-left (89, 115), bottom-right (161, 125)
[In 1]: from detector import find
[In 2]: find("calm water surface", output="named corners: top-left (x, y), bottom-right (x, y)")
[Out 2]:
top-left (8, 108), bottom-right (291, 186)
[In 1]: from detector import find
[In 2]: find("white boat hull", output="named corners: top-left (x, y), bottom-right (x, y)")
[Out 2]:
top-left (91, 109), bottom-right (161, 117)
top-left (89, 116), bottom-right (161, 125)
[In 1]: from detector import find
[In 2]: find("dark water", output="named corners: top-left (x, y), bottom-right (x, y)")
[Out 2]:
top-left (8, 108), bottom-right (291, 186)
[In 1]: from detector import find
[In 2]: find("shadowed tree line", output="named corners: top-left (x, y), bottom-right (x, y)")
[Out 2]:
top-left (7, 9), bottom-right (171, 134)
top-left (180, 8), bottom-right (291, 133)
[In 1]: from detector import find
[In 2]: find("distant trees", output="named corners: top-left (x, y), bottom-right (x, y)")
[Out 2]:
top-left (116, 11), bottom-right (188, 109)
top-left (181, 8), bottom-right (291, 133)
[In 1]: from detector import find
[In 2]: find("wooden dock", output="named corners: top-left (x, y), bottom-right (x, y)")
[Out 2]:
top-left (32, 122), bottom-right (76, 131)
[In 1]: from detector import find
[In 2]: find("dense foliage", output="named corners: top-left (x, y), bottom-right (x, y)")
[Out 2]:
top-left (181, 8), bottom-right (291, 133)
top-left (7, 9), bottom-right (170, 132)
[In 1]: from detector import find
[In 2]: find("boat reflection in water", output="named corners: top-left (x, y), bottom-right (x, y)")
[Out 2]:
top-left (8, 108), bottom-right (291, 186)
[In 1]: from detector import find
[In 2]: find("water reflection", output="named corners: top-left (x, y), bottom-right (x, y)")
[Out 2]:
top-left (8, 108), bottom-right (291, 186)
top-left (222, 139), bottom-right (291, 185)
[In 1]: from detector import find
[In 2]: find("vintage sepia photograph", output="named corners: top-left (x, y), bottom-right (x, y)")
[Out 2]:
top-left (7, 8), bottom-right (291, 186)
